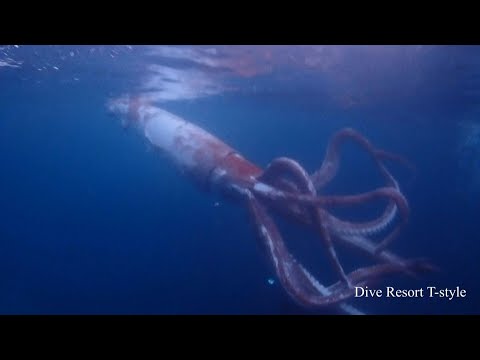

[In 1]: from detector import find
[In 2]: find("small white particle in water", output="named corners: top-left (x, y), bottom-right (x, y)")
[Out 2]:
top-left (267, 278), bottom-right (275, 285)
top-left (53, 66), bottom-right (59, 70)
top-left (70, 51), bottom-right (74, 57)
top-left (214, 202), bottom-right (220, 207)
top-left (14, 45), bottom-right (19, 48)
top-left (73, 77), bottom-right (79, 81)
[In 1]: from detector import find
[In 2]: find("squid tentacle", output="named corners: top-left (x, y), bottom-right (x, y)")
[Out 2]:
top-left (315, 187), bottom-right (409, 253)
top-left (246, 189), bottom-right (432, 311)
top-left (254, 178), bottom-right (409, 254)
top-left (257, 157), bottom-right (352, 287)
top-left (309, 128), bottom-right (415, 251)
top-left (311, 127), bottom-right (413, 190)
top-left (333, 233), bottom-right (438, 277)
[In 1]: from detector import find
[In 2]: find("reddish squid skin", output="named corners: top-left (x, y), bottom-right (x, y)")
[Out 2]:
top-left (107, 95), bottom-right (434, 314)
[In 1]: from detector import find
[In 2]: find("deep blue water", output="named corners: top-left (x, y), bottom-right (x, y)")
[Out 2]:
top-left (0, 45), bottom-right (479, 314)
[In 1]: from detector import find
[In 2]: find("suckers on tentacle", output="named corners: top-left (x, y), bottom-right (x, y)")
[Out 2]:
top-left (108, 95), bottom-right (435, 313)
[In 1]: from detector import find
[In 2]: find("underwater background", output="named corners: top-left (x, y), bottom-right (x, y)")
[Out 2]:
top-left (0, 45), bottom-right (478, 315)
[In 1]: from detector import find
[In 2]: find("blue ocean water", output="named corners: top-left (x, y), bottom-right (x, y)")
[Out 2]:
top-left (0, 45), bottom-right (479, 314)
